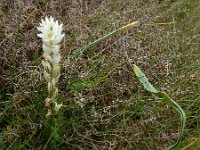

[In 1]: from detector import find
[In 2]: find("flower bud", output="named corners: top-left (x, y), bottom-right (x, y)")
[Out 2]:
top-left (45, 98), bottom-right (53, 107)
top-left (51, 53), bottom-right (61, 66)
top-left (43, 53), bottom-right (52, 62)
top-left (48, 82), bottom-right (52, 93)
top-left (42, 60), bottom-right (51, 71)
top-left (51, 78), bottom-right (57, 88)
top-left (51, 87), bottom-right (58, 99)
top-left (54, 102), bottom-right (63, 112)
top-left (44, 70), bottom-right (51, 82)
top-left (52, 65), bottom-right (61, 77)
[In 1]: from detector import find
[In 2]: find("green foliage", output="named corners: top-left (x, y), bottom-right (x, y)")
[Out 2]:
top-left (68, 75), bottom-right (108, 93)
top-left (71, 21), bottom-right (139, 60)
top-left (134, 65), bottom-right (186, 149)
top-left (176, 138), bottom-right (200, 150)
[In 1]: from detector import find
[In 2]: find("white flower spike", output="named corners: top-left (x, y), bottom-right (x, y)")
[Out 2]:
top-left (37, 16), bottom-right (64, 44)
top-left (38, 16), bottom-right (64, 116)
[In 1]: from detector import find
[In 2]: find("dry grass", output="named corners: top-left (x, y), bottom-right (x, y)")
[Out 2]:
top-left (1, 0), bottom-right (200, 149)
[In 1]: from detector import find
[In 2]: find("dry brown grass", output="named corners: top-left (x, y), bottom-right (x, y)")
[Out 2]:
top-left (1, 0), bottom-right (200, 149)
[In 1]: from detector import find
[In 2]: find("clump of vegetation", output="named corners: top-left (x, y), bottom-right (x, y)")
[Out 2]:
top-left (134, 65), bottom-right (186, 149)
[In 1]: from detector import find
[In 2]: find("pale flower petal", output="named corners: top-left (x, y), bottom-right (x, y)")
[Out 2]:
top-left (51, 54), bottom-right (61, 66)
top-left (37, 16), bottom-right (64, 43)
top-left (54, 102), bottom-right (63, 112)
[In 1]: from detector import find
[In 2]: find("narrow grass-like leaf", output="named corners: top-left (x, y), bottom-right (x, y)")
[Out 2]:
top-left (133, 64), bottom-right (186, 150)
top-left (176, 138), bottom-right (200, 150)
top-left (133, 64), bottom-right (158, 93)
top-left (71, 21), bottom-right (139, 59)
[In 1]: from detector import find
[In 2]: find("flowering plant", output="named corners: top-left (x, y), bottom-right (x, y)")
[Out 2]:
top-left (37, 16), bottom-right (139, 149)
top-left (37, 16), bottom-right (64, 116)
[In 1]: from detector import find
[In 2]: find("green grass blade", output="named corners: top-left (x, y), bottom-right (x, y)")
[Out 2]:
top-left (72, 21), bottom-right (139, 59)
top-left (133, 64), bottom-right (158, 93)
top-left (133, 64), bottom-right (186, 150)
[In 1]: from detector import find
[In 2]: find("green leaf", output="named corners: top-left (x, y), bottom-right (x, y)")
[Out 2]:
top-left (72, 21), bottom-right (140, 59)
top-left (175, 138), bottom-right (200, 150)
top-left (133, 64), bottom-right (158, 93)
top-left (133, 64), bottom-right (186, 150)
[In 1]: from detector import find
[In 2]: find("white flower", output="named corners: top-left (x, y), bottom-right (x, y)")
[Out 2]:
top-left (42, 60), bottom-right (51, 70)
top-left (48, 82), bottom-right (52, 93)
top-left (45, 98), bottom-right (53, 107)
top-left (38, 16), bottom-right (64, 67)
top-left (43, 70), bottom-right (51, 82)
top-left (43, 44), bottom-right (60, 55)
top-left (38, 16), bottom-right (64, 115)
top-left (37, 16), bottom-right (64, 45)
top-left (43, 52), bottom-right (61, 66)
top-left (54, 102), bottom-right (63, 112)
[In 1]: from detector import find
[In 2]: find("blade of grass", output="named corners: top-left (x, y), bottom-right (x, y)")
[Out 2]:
top-left (181, 138), bottom-right (199, 150)
top-left (133, 64), bottom-right (186, 150)
top-left (70, 21), bottom-right (139, 60)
